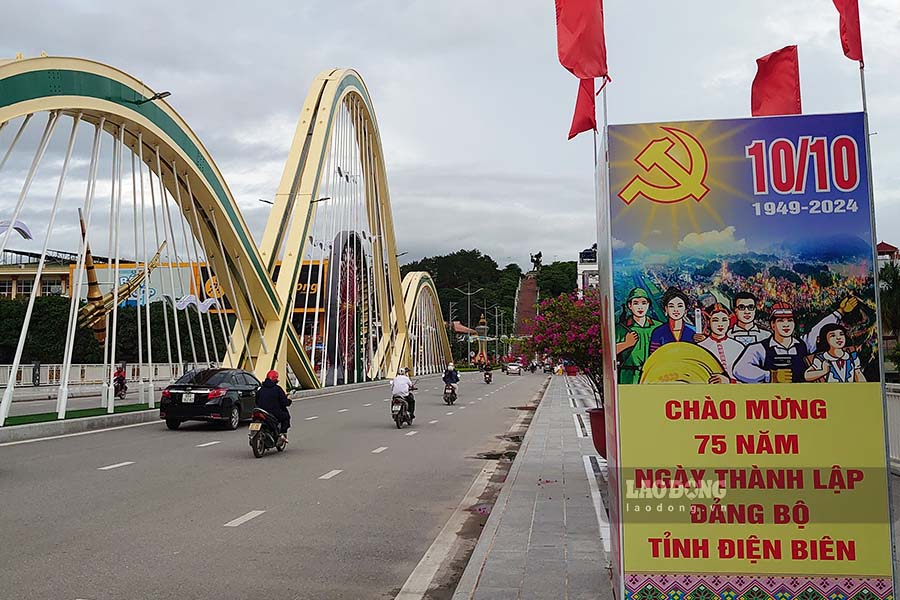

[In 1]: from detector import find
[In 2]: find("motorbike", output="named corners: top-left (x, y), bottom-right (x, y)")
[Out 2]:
top-left (392, 395), bottom-right (413, 428)
top-left (484, 371), bottom-right (492, 384)
top-left (443, 383), bottom-right (457, 405)
top-left (248, 407), bottom-right (287, 458)
top-left (114, 377), bottom-right (127, 399)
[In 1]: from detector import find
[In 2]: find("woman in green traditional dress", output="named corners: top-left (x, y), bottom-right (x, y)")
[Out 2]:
top-left (615, 288), bottom-right (660, 384)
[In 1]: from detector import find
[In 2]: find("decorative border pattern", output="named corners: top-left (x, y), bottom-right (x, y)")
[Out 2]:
top-left (625, 573), bottom-right (894, 600)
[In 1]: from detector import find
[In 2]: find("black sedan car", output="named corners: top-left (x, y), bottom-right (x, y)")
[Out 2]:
top-left (159, 368), bottom-right (261, 430)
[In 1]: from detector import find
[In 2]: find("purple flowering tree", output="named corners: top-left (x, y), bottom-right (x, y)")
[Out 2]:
top-left (526, 290), bottom-right (604, 406)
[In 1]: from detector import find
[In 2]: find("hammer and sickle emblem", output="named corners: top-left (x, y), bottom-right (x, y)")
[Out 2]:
top-left (618, 127), bottom-right (710, 205)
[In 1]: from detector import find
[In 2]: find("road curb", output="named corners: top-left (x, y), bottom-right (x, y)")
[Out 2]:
top-left (451, 376), bottom-right (552, 599)
top-left (0, 409), bottom-right (159, 444)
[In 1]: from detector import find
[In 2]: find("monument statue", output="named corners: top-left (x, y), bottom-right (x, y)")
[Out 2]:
top-left (530, 251), bottom-right (542, 272)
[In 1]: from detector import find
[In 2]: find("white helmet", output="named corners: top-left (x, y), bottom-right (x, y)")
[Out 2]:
top-left (448, 363), bottom-right (455, 370)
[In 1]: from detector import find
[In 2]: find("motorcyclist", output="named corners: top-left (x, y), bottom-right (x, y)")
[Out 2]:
top-left (390, 367), bottom-right (415, 420)
top-left (443, 362), bottom-right (460, 396)
top-left (113, 364), bottom-right (127, 396)
top-left (255, 370), bottom-right (292, 443)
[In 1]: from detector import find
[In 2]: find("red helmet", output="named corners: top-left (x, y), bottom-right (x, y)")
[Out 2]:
top-left (266, 370), bottom-right (279, 382)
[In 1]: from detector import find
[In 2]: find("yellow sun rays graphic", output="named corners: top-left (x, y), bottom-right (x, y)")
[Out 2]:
top-left (608, 120), bottom-right (752, 249)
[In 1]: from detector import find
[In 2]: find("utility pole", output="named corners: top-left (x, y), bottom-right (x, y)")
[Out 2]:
top-left (454, 282), bottom-right (483, 365)
top-left (494, 305), bottom-right (500, 359)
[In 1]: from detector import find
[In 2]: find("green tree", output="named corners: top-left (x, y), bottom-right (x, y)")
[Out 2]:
top-left (527, 290), bottom-right (603, 405)
top-left (537, 261), bottom-right (577, 298)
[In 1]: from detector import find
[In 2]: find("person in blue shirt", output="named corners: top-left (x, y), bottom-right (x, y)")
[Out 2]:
top-left (649, 287), bottom-right (696, 354)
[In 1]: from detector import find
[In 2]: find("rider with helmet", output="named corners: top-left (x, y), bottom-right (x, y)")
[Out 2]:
top-left (443, 362), bottom-right (460, 395)
top-left (390, 367), bottom-right (415, 420)
top-left (255, 370), bottom-right (292, 442)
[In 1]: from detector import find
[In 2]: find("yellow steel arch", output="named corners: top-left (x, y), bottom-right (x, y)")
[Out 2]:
top-left (0, 58), bottom-right (438, 389)
top-left (256, 68), bottom-right (411, 381)
top-left (401, 272), bottom-right (452, 375)
top-left (0, 56), bottom-right (301, 383)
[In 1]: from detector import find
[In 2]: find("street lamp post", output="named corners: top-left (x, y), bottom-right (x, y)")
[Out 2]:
top-left (453, 282), bottom-right (483, 365)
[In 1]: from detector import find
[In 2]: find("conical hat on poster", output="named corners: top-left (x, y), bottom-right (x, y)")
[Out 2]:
top-left (639, 342), bottom-right (725, 384)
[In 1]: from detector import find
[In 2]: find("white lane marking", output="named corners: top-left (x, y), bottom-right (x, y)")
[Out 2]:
top-left (395, 463), bottom-right (498, 598)
top-left (97, 461), bottom-right (134, 471)
top-left (372, 446), bottom-right (388, 453)
top-left (319, 469), bottom-right (343, 480)
top-left (428, 420), bottom-right (439, 424)
top-left (477, 397), bottom-right (483, 400)
top-left (583, 456), bottom-right (612, 555)
top-left (338, 409), bottom-right (349, 413)
top-left (0, 419), bottom-right (158, 447)
top-left (468, 401), bottom-right (475, 405)
top-left (446, 411), bottom-right (454, 415)
top-left (224, 510), bottom-right (265, 527)
top-left (363, 403), bottom-right (372, 407)
top-left (305, 416), bottom-right (319, 421)
top-left (196, 441), bottom-right (221, 448)
top-left (459, 406), bottom-right (466, 410)
top-left (406, 431), bottom-right (418, 436)
top-left (384, 398), bottom-right (390, 402)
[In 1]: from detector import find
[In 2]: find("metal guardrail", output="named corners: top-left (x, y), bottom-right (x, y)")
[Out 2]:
top-left (0, 363), bottom-right (190, 387)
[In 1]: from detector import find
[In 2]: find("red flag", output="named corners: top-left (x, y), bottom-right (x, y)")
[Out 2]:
top-left (568, 78), bottom-right (596, 139)
top-left (833, 0), bottom-right (863, 63)
top-left (751, 45), bottom-right (802, 117)
top-left (556, 0), bottom-right (609, 80)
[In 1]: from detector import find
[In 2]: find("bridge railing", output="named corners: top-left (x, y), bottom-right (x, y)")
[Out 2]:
top-left (0, 363), bottom-right (191, 388)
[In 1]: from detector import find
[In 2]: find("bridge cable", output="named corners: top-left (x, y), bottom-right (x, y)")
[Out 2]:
top-left (162, 160), bottom-right (198, 367)
top-left (319, 104), bottom-right (341, 386)
top-left (151, 146), bottom-right (183, 375)
top-left (0, 112), bottom-right (59, 257)
top-left (107, 124), bottom-right (127, 413)
top-left (0, 113), bottom-right (79, 424)
top-left (209, 206), bottom-right (253, 371)
top-left (0, 114), bottom-right (33, 175)
top-left (58, 117), bottom-right (104, 418)
top-left (130, 150), bottom-right (145, 405)
top-left (136, 134), bottom-right (155, 404)
top-left (185, 176), bottom-right (227, 366)
top-left (174, 169), bottom-right (209, 366)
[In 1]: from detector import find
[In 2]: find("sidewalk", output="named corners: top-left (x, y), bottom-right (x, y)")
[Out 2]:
top-left (453, 375), bottom-right (613, 600)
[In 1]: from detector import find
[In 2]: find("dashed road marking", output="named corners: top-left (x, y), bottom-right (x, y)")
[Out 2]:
top-left (363, 403), bottom-right (372, 407)
top-left (305, 416), bottom-right (319, 421)
top-left (428, 420), bottom-right (439, 424)
top-left (224, 510), bottom-right (265, 527)
top-left (338, 409), bottom-right (349, 413)
top-left (406, 431), bottom-right (419, 436)
top-left (196, 441), bottom-right (221, 448)
top-left (97, 461), bottom-right (134, 471)
top-left (319, 469), bottom-right (343, 480)
top-left (446, 411), bottom-right (454, 415)
top-left (468, 401), bottom-right (475, 404)
top-left (460, 406), bottom-right (466, 410)
top-left (372, 446), bottom-right (388, 453)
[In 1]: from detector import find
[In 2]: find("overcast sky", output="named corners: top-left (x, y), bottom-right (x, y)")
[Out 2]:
top-left (1, 0), bottom-right (899, 270)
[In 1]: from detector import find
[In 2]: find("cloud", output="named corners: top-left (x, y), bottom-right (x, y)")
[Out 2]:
top-left (677, 226), bottom-right (747, 256)
top-left (2, 0), bottom-right (900, 276)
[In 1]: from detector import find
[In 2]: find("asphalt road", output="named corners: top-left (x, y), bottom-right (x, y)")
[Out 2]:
top-left (0, 371), bottom-right (545, 600)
